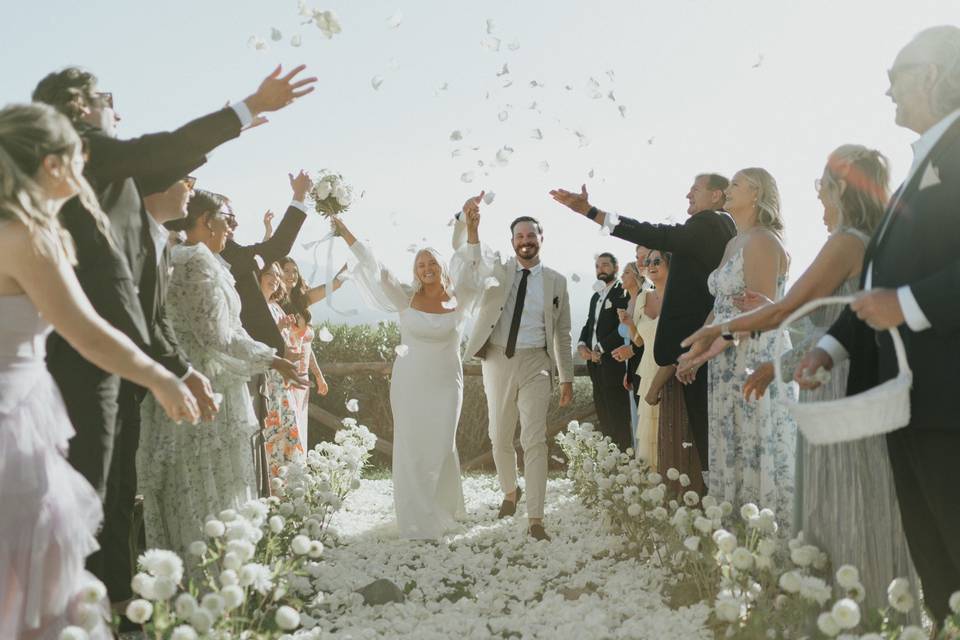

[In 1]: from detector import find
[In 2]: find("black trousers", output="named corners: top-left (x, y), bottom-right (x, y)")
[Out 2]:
top-left (93, 383), bottom-right (144, 602)
top-left (587, 356), bottom-right (633, 452)
top-left (886, 428), bottom-right (960, 622)
top-left (681, 364), bottom-right (709, 470)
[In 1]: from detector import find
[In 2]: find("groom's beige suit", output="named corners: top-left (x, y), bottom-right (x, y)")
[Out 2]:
top-left (453, 219), bottom-right (573, 519)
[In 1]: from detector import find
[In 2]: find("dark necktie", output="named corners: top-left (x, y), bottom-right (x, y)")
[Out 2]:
top-left (505, 268), bottom-right (531, 359)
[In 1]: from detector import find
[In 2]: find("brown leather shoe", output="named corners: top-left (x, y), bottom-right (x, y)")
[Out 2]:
top-left (528, 524), bottom-right (551, 541)
top-left (497, 486), bottom-right (522, 519)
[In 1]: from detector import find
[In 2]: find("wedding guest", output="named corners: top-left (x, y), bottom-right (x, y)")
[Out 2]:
top-left (681, 148), bottom-right (915, 608)
top-left (798, 25), bottom-right (960, 623)
top-left (616, 252), bottom-right (669, 465)
top-left (577, 253), bottom-right (631, 451)
top-left (259, 261), bottom-right (305, 477)
top-left (0, 102), bottom-right (196, 640)
top-left (550, 175), bottom-right (736, 475)
top-left (614, 261), bottom-right (643, 450)
top-left (277, 256), bottom-right (344, 450)
top-left (263, 209), bottom-right (275, 242)
top-left (137, 190), bottom-right (306, 556)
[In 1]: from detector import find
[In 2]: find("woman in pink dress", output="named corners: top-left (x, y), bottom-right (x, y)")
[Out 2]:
top-left (0, 104), bottom-right (197, 638)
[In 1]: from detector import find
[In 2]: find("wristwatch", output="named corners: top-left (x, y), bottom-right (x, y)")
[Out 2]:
top-left (721, 323), bottom-right (736, 342)
top-left (586, 206), bottom-right (599, 220)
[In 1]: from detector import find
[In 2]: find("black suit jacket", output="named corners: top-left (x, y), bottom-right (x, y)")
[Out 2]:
top-left (220, 205), bottom-right (308, 354)
top-left (579, 281), bottom-right (630, 353)
top-left (612, 210), bottom-right (737, 366)
top-left (828, 118), bottom-right (960, 432)
top-left (47, 108), bottom-right (243, 377)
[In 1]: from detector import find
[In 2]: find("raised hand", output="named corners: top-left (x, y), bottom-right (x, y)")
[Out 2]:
top-left (289, 170), bottom-right (313, 202)
top-left (733, 289), bottom-right (772, 313)
top-left (549, 184), bottom-right (592, 215)
top-left (244, 65), bottom-right (318, 118)
top-left (262, 210), bottom-right (275, 239)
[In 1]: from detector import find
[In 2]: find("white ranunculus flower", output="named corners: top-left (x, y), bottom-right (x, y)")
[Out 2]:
top-left (950, 590), bottom-right (960, 614)
top-left (170, 625), bottom-right (198, 640)
top-left (683, 536), bottom-right (700, 552)
top-left (682, 491), bottom-right (699, 507)
top-left (816, 612), bottom-right (840, 637)
top-left (887, 577), bottom-right (910, 598)
top-left (700, 495), bottom-right (717, 510)
top-left (201, 593), bottom-right (225, 617)
top-left (835, 565), bottom-right (860, 590)
top-left (218, 509), bottom-right (237, 522)
top-left (59, 626), bottom-right (89, 640)
top-left (790, 544), bottom-right (817, 567)
top-left (204, 519), bottom-right (225, 538)
top-left (130, 573), bottom-right (156, 600)
top-left (626, 503), bottom-right (642, 517)
top-left (219, 569), bottom-right (239, 587)
top-left (712, 530), bottom-right (737, 554)
top-left (189, 609), bottom-right (214, 633)
top-left (152, 575), bottom-right (178, 601)
top-left (291, 535), bottom-right (311, 555)
top-left (859, 635), bottom-right (884, 640)
top-left (757, 538), bottom-right (777, 557)
top-left (830, 598), bottom-right (861, 629)
top-left (719, 501), bottom-right (733, 516)
top-left (139, 549), bottom-right (184, 582)
top-left (175, 593), bottom-right (198, 618)
top-left (187, 541), bottom-right (207, 557)
top-left (221, 585), bottom-right (245, 610)
top-left (269, 515), bottom-right (285, 534)
top-left (227, 539), bottom-right (255, 562)
top-left (71, 603), bottom-right (102, 631)
top-left (714, 593), bottom-right (740, 622)
top-left (740, 503), bottom-right (760, 521)
top-left (755, 554), bottom-right (773, 570)
top-left (346, 398), bottom-right (360, 413)
top-left (889, 590), bottom-right (915, 613)
top-left (79, 579), bottom-right (107, 604)
top-left (693, 516), bottom-right (713, 534)
top-left (899, 627), bottom-right (927, 640)
top-left (276, 605), bottom-right (301, 631)
top-left (799, 576), bottom-right (832, 606)
top-left (650, 506), bottom-right (668, 520)
top-left (731, 547), bottom-right (754, 571)
top-left (222, 551), bottom-right (242, 571)
top-left (125, 599), bottom-right (153, 624)
top-left (778, 570), bottom-right (801, 593)
top-left (666, 468), bottom-right (680, 481)
top-left (705, 505), bottom-right (723, 520)
top-left (678, 474), bottom-right (691, 487)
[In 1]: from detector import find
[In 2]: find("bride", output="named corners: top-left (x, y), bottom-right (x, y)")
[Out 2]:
top-left (332, 215), bottom-right (476, 540)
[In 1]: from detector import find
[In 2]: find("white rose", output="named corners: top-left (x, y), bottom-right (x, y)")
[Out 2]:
top-left (152, 575), bottom-right (178, 601)
top-left (58, 627), bottom-right (89, 640)
top-left (683, 536), bottom-right (700, 552)
top-left (125, 599), bottom-right (153, 624)
top-left (269, 515), bottom-right (285, 534)
top-left (740, 503), bottom-right (760, 521)
top-left (314, 180), bottom-right (332, 200)
top-left (275, 605), bottom-right (301, 630)
top-left (731, 547), bottom-right (754, 571)
top-left (778, 570), bottom-right (801, 593)
top-left (950, 590), bottom-right (960, 614)
top-left (835, 565), bottom-right (861, 590)
top-left (830, 598), bottom-right (861, 629)
top-left (204, 519), bottom-right (226, 538)
top-left (188, 541), bottom-right (208, 557)
top-left (221, 585), bottom-right (245, 610)
top-left (291, 535), bottom-right (311, 555)
top-left (189, 609), bottom-right (214, 633)
top-left (170, 625), bottom-right (199, 640)
top-left (175, 593), bottom-right (198, 618)
top-left (816, 612), bottom-right (840, 637)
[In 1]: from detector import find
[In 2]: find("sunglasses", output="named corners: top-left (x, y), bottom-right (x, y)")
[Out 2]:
top-left (644, 258), bottom-right (663, 267)
top-left (95, 92), bottom-right (114, 110)
top-left (183, 176), bottom-right (197, 191)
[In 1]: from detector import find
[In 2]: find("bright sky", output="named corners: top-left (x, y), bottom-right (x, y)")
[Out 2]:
top-left (3, 0), bottom-right (956, 326)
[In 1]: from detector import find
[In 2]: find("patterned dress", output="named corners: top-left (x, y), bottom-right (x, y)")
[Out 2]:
top-left (707, 247), bottom-right (798, 533)
top-left (632, 290), bottom-right (661, 466)
top-left (263, 302), bottom-right (305, 478)
top-left (289, 323), bottom-right (314, 453)
top-left (138, 243), bottom-right (274, 555)
top-left (779, 228), bottom-right (918, 612)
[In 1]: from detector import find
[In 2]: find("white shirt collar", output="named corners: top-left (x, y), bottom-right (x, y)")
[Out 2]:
top-left (515, 262), bottom-right (543, 276)
top-left (145, 211), bottom-right (168, 263)
top-left (911, 108), bottom-right (960, 168)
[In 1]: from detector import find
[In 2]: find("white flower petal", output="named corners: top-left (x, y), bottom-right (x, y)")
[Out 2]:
top-left (371, 75), bottom-right (384, 91)
top-left (386, 11), bottom-right (403, 29)
top-left (483, 192), bottom-right (496, 205)
top-left (618, 105), bottom-right (628, 118)
top-left (394, 344), bottom-right (410, 357)
top-left (538, 161), bottom-right (550, 172)
top-left (346, 398), bottom-right (360, 413)
top-left (290, 34), bottom-right (302, 47)
top-left (270, 27), bottom-right (283, 41)
top-left (317, 327), bottom-right (334, 343)
top-left (530, 128), bottom-right (543, 140)
top-left (460, 171), bottom-right (475, 183)
top-left (498, 111), bottom-right (509, 122)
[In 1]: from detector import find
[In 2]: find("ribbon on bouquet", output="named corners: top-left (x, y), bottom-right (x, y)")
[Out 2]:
top-left (302, 232), bottom-right (357, 317)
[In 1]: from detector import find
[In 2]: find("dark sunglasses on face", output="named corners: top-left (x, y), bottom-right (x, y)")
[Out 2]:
top-left (95, 92), bottom-right (114, 110)
top-left (183, 176), bottom-right (197, 191)
top-left (644, 258), bottom-right (663, 267)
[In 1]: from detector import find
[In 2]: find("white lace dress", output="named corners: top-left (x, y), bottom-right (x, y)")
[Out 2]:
top-left (138, 243), bottom-right (275, 554)
top-left (348, 241), bottom-right (475, 539)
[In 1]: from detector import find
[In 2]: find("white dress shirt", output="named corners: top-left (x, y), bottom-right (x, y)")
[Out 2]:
top-left (578, 281), bottom-right (617, 353)
top-left (490, 262), bottom-right (546, 349)
top-left (819, 108), bottom-right (960, 365)
top-left (146, 211), bottom-right (169, 268)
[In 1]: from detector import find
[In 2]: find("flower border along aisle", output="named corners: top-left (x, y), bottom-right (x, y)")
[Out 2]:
top-left (80, 420), bottom-right (377, 640)
top-left (557, 421), bottom-right (960, 640)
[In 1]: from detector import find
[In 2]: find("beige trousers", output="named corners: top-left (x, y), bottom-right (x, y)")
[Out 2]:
top-left (480, 345), bottom-right (552, 519)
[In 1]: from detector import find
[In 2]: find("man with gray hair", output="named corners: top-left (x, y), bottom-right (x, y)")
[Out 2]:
top-left (798, 25), bottom-right (960, 623)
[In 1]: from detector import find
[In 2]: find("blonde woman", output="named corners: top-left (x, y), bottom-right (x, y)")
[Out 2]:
top-left (680, 147), bottom-right (916, 611)
top-left (687, 168), bottom-right (799, 531)
top-left (333, 215), bottom-right (477, 540)
top-left (0, 103), bottom-right (197, 638)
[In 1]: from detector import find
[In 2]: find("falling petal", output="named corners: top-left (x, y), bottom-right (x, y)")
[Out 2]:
top-left (451, 148), bottom-right (463, 158)
top-left (508, 38), bottom-right (520, 51)
top-left (477, 160), bottom-right (485, 167)
top-left (248, 36), bottom-right (268, 51)
top-left (530, 128), bottom-right (543, 140)
top-left (317, 326), bottom-right (334, 342)
top-left (570, 273), bottom-right (581, 282)
top-left (607, 90), bottom-right (616, 102)
top-left (538, 161), bottom-right (550, 172)
top-left (485, 18), bottom-right (496, 34)
top-left (386, 11), bottom-right (403, 29)
top-left (495, 146), bottom-right (514, 166)
top-left (574, 130), bottom-right (591, 147)
top-left (441, 296), bottom-right (458, 310)
top-left (606, 69), bottom-right (616, 82)
top-left (270, 27), bottom-right (283, 41)
top-left (406, 244), bottom-right (418, 253)
top-left (460, 171), bottom-right (475, 183)
top-left (619, 105), bottom-right (628, 118)
top-left (346, 398), bottom-right (360, 413)
top-left (752, 53), bottom-right (764, 69)
top-left (528, 101), bottom-right (539, 111)
top-left (290, 34), bottom-right (303, 47)
top-left (483, 276), bottom-right (500, 289)
top-left (387, 57), bottom-right (400, 71)
top-left (606, 211), bottom-right (620, 227)
top-left (745, 367), bottom-right (756, 376)
top-left (498, 111), bottom-right (509, 122)
top-left (539, 370), bottom-right (550, 376)
top-left (588, 169), bottom-right (595, 178)
top-left (371, 75), bottom-right (384, 90)
top-left (682, 441), bottom-right (693, 449)
top-left (496, 63), bottom-right (510, 77)
top-left (450, 130), bottom-right (463, 141)
top-left (483, 192), bottom-right (496, 205)
top-left (481, 36), bottom-right (501, 51)
top-left (501, 80), bottom-right (513, 88)
top-left (298, 0), bottom-right (312, 17)
top-left (395, 344), bottom-right (410, 357)
top-left (438, 81), bottom-right (449, 91)
top-left (647, 136), bottom-right (655, 145)
top-left (564, 84), bottom-right (574, 91)
top-left (529, 80), bottom-right (543, 88)
top-left (605, 301), bottom-right (613, 311)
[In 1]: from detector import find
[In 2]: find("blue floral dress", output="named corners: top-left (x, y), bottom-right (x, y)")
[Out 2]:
top-left (706, 247), bottom-right (798, 533)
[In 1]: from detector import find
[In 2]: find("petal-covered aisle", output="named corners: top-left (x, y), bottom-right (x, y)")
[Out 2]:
top-left (312, 476), bottom-right (711, 639)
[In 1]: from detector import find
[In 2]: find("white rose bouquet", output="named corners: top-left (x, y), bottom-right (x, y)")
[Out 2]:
top-left (309, 170), bottom-right (353, 219)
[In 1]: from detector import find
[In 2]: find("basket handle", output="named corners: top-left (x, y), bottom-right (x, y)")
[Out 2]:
top-left (772, 295), bottom-right (912, 403)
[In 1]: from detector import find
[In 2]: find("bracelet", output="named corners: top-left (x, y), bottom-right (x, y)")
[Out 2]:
top-left (586, 206), bottom-right (599, 220)
top-left (721, 323), bottom-right (735, 341)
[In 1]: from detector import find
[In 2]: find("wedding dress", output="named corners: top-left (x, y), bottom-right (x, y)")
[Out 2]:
top-left (0, 291), bottom-right (110, 638)
top-left (138, 243), bottom-right (275, 555)
top-left (348, 241), bottom-right (472, 539)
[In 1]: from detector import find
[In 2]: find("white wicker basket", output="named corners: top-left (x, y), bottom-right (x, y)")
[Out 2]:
top-left (773, 295), bottom-right (912, 445)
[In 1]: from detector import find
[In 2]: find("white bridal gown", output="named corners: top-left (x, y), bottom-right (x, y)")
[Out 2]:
top-left (348, 241), bottom-right (471, 539)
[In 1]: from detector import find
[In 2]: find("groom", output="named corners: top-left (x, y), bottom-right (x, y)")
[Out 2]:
top-left (453, 193), bottom-right (573, 542)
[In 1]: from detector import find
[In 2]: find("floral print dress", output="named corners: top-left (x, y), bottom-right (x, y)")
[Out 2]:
top-left (706, 247), bottom-right (798, 533)
top-left (289, 323), bottom-right (314, 453)
top-left (263, 302), bottom-right (305, 478)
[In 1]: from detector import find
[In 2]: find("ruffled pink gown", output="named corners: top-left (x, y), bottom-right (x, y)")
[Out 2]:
top-left (0, 294), bottom-right (110, 638)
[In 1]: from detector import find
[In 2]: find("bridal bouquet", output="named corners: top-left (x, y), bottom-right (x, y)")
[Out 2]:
top-left (309, 170), bottom-right (353, 218)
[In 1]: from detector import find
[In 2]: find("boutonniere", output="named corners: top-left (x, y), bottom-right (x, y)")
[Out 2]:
top-left (919, 163), bottom-right (941, 190)
top-left (553, 296), bottom-right (560, 308)
top-left (604, 299), bottom-right (612, 310)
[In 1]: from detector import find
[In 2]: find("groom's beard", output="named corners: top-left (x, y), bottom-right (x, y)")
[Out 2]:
top-left (515, 244), bottom-right (539, 260)
top-left (596, 273), bottom-right (615, 283)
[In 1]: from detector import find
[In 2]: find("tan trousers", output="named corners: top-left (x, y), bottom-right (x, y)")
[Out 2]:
top-left (481, 346), bottom-right (551, 519)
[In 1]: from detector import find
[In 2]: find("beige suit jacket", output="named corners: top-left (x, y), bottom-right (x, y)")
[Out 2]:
top-left (452, 218), bottom-right (574, 384)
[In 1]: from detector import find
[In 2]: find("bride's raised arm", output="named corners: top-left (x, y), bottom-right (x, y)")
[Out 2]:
top-left (332, 216), bottom-right (412, 313)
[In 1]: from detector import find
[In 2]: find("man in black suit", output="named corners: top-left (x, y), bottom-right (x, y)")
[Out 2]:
top-left (551, 176), bottom-right (736, 472)
top-left (798, 25), bottom-right (960, 623)
top-left (577, 253), bottom-right (632, 450)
